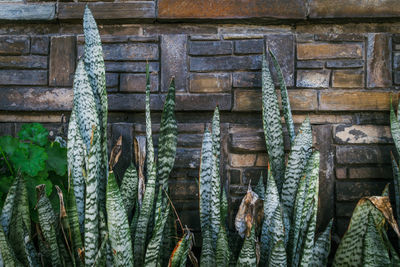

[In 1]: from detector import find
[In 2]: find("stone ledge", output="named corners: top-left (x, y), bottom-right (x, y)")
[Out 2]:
top-left (0, 4), bottom-right (56, 21)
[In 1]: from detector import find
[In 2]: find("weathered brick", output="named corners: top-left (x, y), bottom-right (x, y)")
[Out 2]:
top-left (296, 70), bottom-right (330, 88)
top-left (229, 154), bottom-right (256, 167)
top-left (255, 153), bottom-right (268, 167)
top-left (242, 169), bottom-right (262, 185)
top-left (31, 36), bottom-right (49, 55)
top-left (189, 73), bottom-right (231, 93)
top-left (0, 123), bottom-right (14, 136)
top-left (58, 2), bottom-right (155, 20)
top-left (105, 62), bottom-right (159, 73)
top-left (319, 91), bottom-right (395, 111)
top-left (326, 60), bottom-right (363, 69)
top-left (189, 41), bottom-right (232, 55)
top-left (229, 169), bottom-right (241, 185)
top-left (296, 33), bottom-right (314, 43)
top-left (234, 39), bottom-right (263, 54)
top-left (0, 36), bottom-right (30, 55)
top-left (336, 202), bottom-right (356, 217)
top-left (314, 33), bottom-right (365, 42)
top-left (233, 89), bottom-right (317, 111)
top-left (229, 127), bottom-right (265, 152)
top-left (367, 33), bottom-right (392, 88)
top-left (111, 123), bottom-right (133, 180)
top-left (158, 0), bottom-right (307, 20)
top-left (120, 73), bottom-right (158, 92)
top-left (332, 70), bottom-right (364, 88)
top-left (336, 145), bottom-right (391, 164)
top-left (0, 88), bottom-right (72, 111)
top-left (190, 35), bottom-right (220, 41)
top-left (49, 36), bottom-right (76, 87)
top-left (266, 34), bottom-right (295, 87)
top-left (334, 125), bottom-right (392, 144)
top-left (0, 70), bottom-right (47, 85)
top-left (103, 43), bottom-right (158, 61)
top-left (348, 167), bottom-right (392, 179)
top-left (296, 61), bottom-right (324, 69)
top-left (233, 72), bottom-right (261, 88)
top-left (169, 181), bottom-right (198, 200)
top-left (190, 55), bottom-right (261, 72)
top-left (336, 181), bottom-right (388, 201)
top-left (0, 55), bottom-right (47, 69)
top-left (174, 148), bottom-right (201, 168)
top-left (177, 134), bottom-right (204, 148)
top-left (297, 43), bottom-right (363, 60)
top-left (161, 35), bottom-right (188, 92)
top-left (336, 167), bottom-right (347, 179)
top-left (0, 3), bottom-right (55, 21)
top-left (106, 73), bottom-right (118, 88)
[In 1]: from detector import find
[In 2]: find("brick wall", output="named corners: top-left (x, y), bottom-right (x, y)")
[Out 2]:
top-left (1, 0), bottom-right (400, 248)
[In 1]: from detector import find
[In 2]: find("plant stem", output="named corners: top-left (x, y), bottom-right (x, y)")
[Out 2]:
top-left (0, 145), bottom-right (14, 175)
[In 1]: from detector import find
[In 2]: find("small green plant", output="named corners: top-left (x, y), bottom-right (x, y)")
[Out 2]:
top-left (0, 123), bottom-right (68, 220)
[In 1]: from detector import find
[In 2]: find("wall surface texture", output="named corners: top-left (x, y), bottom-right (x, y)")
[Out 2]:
top-left (1, 0), bottom-right (400, 250)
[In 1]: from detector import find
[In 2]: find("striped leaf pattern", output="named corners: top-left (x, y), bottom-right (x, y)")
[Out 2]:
top-left (268, 240), bottom-right (287, 267)
top-left (199, 128), bottom-right (212, 232)
top-left (236, 225), bottom-right (257, 267)
top-left (269, 49), bottom-right (295, 145)
top-left (0, 179), bottom-right (17, 235)
top-left (262, 54), bottom-right (285, 192)
top-left (392, 156), bottom-right (400, 227)
top-left (0, 224), bottom-right (22, 267)
top-left (106, 171), bottom-right (134, 266)
top-left (169, 234), bottom-right (188, 267)
top-left (145, 63), bottom-right (155, 178)
top-left (157, 78), bottom-right (177, 189)
top-left (120, 163), bottom-right (139, 215)
top-left (215, 223), bottom-right (230, 267)
top-left (390, 102), bottom-right (400, 155)
top-left (281, 117), bottom-right (312, 225)
top-left (254, 173), bottom-right (265, 200)
top-left (310, 219), bottom-right (332, 267)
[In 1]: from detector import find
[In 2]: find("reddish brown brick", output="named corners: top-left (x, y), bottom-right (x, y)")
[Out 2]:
top-left (49, 36), bottom-right (76, 87)
top-left (189, 73), bottom-right (231, 93)
top-left (297, 43), bottom-right (363, 60)
top-left (120, 73), bottom-right (158, 92)
top-left (336, 167), bottom-right (347, 179)
top-left (367, 33), bottom-right (392, 88)
top-left (229, 154), bottom-right (256, 167)
top-left (332, 70), bottom-right (364, 88)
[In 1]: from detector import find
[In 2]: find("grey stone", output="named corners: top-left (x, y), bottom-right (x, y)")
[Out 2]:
top-left (0, 55), bottom-right (47, 69)
top-left (0, 70), bottom-right (47, 85)
top-left (120, 73), bottom-right (158, 92)
top-left (326, 60), bottom-right (364, 69)
top-left (31, 36), bottom-right (49, 55)
top-left (190, 55), bottom-right (262, 72)
top-left (367, 33), bottom-right (392, 88)
top-left (0, 36), bottom-right (29, 55)
top-left (296, 70), bottom-right (330, 88)
top-left (102, 43), bottom-right (158, 61)
top-left (234, 39), bottom-right (263, 54)
top-left (189, 40), bottom-right (232, 55)
top-left (106, 73), bottom-right (119, 88)
top-left (105, 62), bottom-right (159, 73)
top-left (233, 72), bottom-right (261, 87)
top-left (296, 61), bottom-right (324, 69)
top-left (0, 4), bottom-right (55, 21)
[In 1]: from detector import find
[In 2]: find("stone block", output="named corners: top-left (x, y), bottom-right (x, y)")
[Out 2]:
top-left (49, 36), bottom-right (76, 87)
top-left (255, 153), bottom-right (268, 167)
top-left (58, 2), bottom-right (155, 20)
top-left (233, 72), bottom-right (261, 88)
top-left (0, 123), bottom-right (14, 136)
top-left (314, 34), bottom-right (365, 42)
top-left (336, 181), bottom-right (388, 201)
top-left (189, 73), bottom-right (231, 93)
top-left (234, 39), bottom-right (263, 54)
top-left (326, 60), bottom-right (363, 69)
top-left (105, 73), bottom-right (118, 88)
top-left (189, 41), bottom-right (233, 55)
top-left (242, 168), bottom-right (263, 185)
top-left (0, 36), bottom-right (30, 55)
top-left (31, 36), bottom-right (49, 55)
top-left (336, 167), bottom-right (347, 179)
top-left (336, 202), bottom-right (356, 217)
top-left (229, 154), bottom-right (256, 167)
top-left (0, 70), bottom-right (47, 85)
top-left (336, 145), bottom-right (391, 164)
top-left (169, 181), bottom-right (198, 200)
top-left (348, 167), bottom-right (392, 179)
top-left (229, 169), bottom-right (241, 185)
top-left (266, 34), bottom-right (295, 87)
top-left (296, 70), bottom-right (329, 88)
top-left (229, 128), bottom-right (265, 153)
top-left (0, 55), bottom-right (47, 69)
top-left (177, 134), bottom-right (204, 148)
top-left (297, 43), bottom-right (363, 60)
top-left (332, 70), bottom-right (364, 88)
top-left (158, 0), bottom-right (307, 20)
top-left (0, 4), bottom-right (55, 21)
top-left (296, 61), bottom-right (324, 69)
top-left (319, 91), bottom-right (395, 111)
top-left (0, 88), bottom-right (72, 111)
top-left (190, 55), bottom-right (262, 72)
top-left (105, 62), bottom-right (159, 73)
top-left (120, 73), bottom-right (158, 92)
top-left (161, 35), bottom-right (188, 92)
top-left (103, 43), bottom-right (158, 61)
top-left (334, 125), bottom-right (392, 144)
top-left (367, 33), bottom-right (392, 88)
top-left (174, 148), bottom-right (201, 168)
top-left (111, 123), bottom-right (134, 180)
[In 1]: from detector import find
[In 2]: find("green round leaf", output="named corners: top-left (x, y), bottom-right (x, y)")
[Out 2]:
top-left (0, 136), bottom-right (19, 156)
top-left (18, 123), bottom-right (49, 146)
top-left (46, 142), bottom-right (67, 176)
top-left (10, 143), bottom-right (48, 177)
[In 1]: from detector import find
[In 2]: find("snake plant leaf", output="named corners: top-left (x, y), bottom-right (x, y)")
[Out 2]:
top-left (200, 226), bottom-right (215, 267)
top-left (210, 107), bottom-right (221, 247)
top-left (0, 224), bottom-right (23, 267)
top-left (145, 63), bottom-right (155, 179)
top-left (98, 209), bottom-right (113, 267)
top-left (381, 227), bottom-right (400, 265)
top-left (299, 208), bottom-right (317, 267)
top-left (281, 117), bottom-right (312, 225)
top-left (262, 54), bottom-right (285, 192)
top-left (160, 207), bottom-right (178, 267)
top-left (268, 240), bottom-right (287, 267)
top-left (0, 178), bottom-right (17, 235)
top-left (254, 173), bottom-right (265, 200)
top-left (22, 220), bottom-right (40, 267)
top-left (144, 203), bottom-right (170, 266)
top-left (66, 181), bottom-right (83, 266)
top-left (309, 219), bottom-right (332, 267)
top-left (36, 184), bottom-right (61, 266)
top-left (106, 171), bottom-right (134, 266)
top-left (169, 234), bottom-right (188, 267)
top-left (130, 201), bottom-right (140, 248)
top-left (92, 232), bottom-right (108, 267)
top-left (134, 136), bottom-right (147, 208)
top-left (67, 109), bottom-right (86, 233)
top-left (120, 163), bottom-right (139, 216)
top-left (236, 225), bottom-right (257, 267)
top-left (178, 233), bottom-right (193, 267)
top-left (83, 6), bottom-right (108, 208)
top-left (220, 188), bottom-right (228, 226)
top-left (158, 78), bottom-right (177, 189)
top-left (260, 167), bottom-right (280, 267)
top-left (390, 102), bottom-right (400, 155)
top-left (269, 49), bottom-right (295, 145)
top-left (215, 223), bottom-right (230, 267)
top-left (134, 163), bottom-right (157, 266)
top-left (199, 128), bottom-right (212, 232)
top-left (362, 213), bottom-right (391, 266)
top-left (392, 154), bottom-right (400, 224)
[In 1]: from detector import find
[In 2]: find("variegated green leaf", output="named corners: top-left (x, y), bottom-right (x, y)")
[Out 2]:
top-left (262, 54), bottom-right (285, 192)
top-left (145, 63), bottom-right (155, 178)
top-left (120, 163), bottom-right (139, 215)
top-left (134, 164), bottom-right (157, 266)
top-left (390, 102), bottom-right (400, 155)
top-left (299, 208), bottom-right (317, 267)
top-left (83, 6), bottom-right (108, 208)
top-left (268, 240), bottom-right (287, 267)
top-left (67, 182), bottom-right (83, 266)
top-left (36, 184), bottom-right (61, 266)
top-left (107, 171), bottom-right (134, 266)
top-left (178, 233), bottom-right (192, 267)
top-left (99, 209), bottom-right (113, 267)
top-left (0, 179), bottom-right (17, 235)
top-left (160, 208), bottom-right (177, 267)
top-left (92, 232), bottom-right (108, 267)
top-left (281, 117), bottom-right (312, 225)
top-left (254, 173), bottom-right (265, 200)
top-left (310, 219), bottom-right (332, 267)
top-left (236, 225), bottom-right (257, 267)
top-left (392, 155), bottom-right (400, 226)
top-left (210, 107), bottom-right (221, 247)
top-left (0, 223), bottom-right (23, 267)
top-left (382, 227), bottom-right (400, 265)
top-left (22, 220), bottom-right (39, 267)
top-left (269, 49), bottom-right (295, 145)
top-left (220, 188), bottom-right (228, 225)
top-left (200, 226), bottom-right (215, 267)
top-left (169, 234), bottom-right (188, 267)
top-left (157, 78), bottom-right (177, 189)
top-left (215, 223), bottom-right (230, 267)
